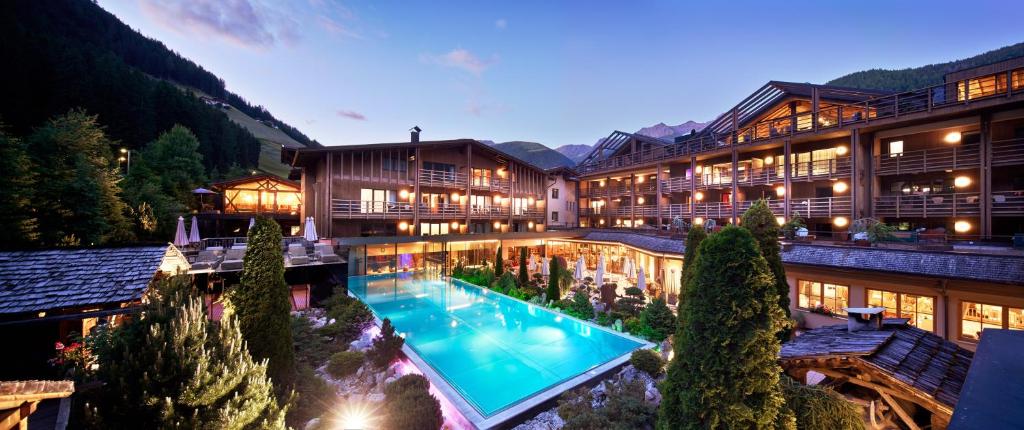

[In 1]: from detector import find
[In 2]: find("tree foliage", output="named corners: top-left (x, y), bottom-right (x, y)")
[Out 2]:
top-left (639, 298), bottom-right (676, 342)
top-left (87, 275), bottom-right (288, 429)
top-left (659, 226), bottom-right (789, 430)
top-left (0, 127), bottom-right (38, 247)
top-left (679, 226), bottom-right (706, 316)
top-left (123, 125), bottom-right (207, 240)
top-left (381, 375), bottom-right (444, 430)
top-left (547, 257), bottom-right (561, 302)
top-left (741, 199), bottom-right (792, 339)
top-left (232, 216), bottom-right (295, 390)
top-left (368, 318), bottom-right (405, 369)
top-left (780, 377), bottom-right (864, 430)
top-left (494, 245), bottom-right (504, 278)
top-left (828, 42), bottom-right (1024, 91)
top-left (518, 247), bottom-right (529, 288)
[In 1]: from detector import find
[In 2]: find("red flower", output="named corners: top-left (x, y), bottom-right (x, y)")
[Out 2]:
top-left (54, 341), bottom-right (65, 351)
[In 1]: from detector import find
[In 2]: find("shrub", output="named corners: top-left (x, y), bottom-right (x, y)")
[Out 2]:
top-left (289, 364), bottom-right (335, 427)
top-left (494, 245), bottom-right (504, 278)
top-left (292, 315), bottom-right (344, 367)
top-left (595, 312), bottom-right (614, 327)
top-left (518, 248), bottom-right (529, 287)
top-left (781, 377), bottom-right (863, 430)
top-left (567, 290), bottom-right (595, 320)
top-left (558, 387), bottom-right (610, 430)
top-left (781, 215), bottom-right (806, 240)
top-left (319, 291), bottom-right (374, 345)
top-left (382, 375), bottom-right (443, 430)
top-left (638, 298), bottom-right (676, 342)
top-left (326, 351), bottom-right (364, 379)
top-left (659, 226), bottom-right (789, 429)
top-left (615, 287), bottom-right (646, 317)
top-left (630, 349), bottom-right (665, 377)
top-left (496, 272), bottom-right (517, 293)
top-left (559, 380), bottom-right (655, 430)
top-left (623, 317), bottom-right (643, 335)
top-left (367, 319), bottom-right (404, 369)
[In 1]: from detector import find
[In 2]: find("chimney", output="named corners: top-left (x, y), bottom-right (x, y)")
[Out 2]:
top-left (410, 126), bottom-right (422, 144)
top-left (847, 307), bottom-right (886, 332)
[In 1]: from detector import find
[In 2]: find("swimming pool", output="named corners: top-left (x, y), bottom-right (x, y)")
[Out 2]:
top-left (348, 272), bottom-right (647, 420)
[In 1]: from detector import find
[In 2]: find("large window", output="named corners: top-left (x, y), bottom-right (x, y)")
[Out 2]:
top-left (472, 168), bottom-right (492, 186)
top-left (360, 188), bottom-right (395, 213)
top-left (798, 280), bottom-right (849, 312)
top-left (961, 302), bottom-right (1024, 341)
top-left (867, 290), bottom-right (935, 332)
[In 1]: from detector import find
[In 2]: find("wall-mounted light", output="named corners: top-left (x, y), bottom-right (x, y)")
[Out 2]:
top-left (399, 189), bottom-right (409, 199)
top-left (599, 219), bottom-right (606, 225)
top-left (636, 219), bottom-right (644, 226)
top-left (615, 219), bottom-right (622, 225)
top-left (528, 221), bottom-right (535, 229)
top-left (398, 221), bottom-right (409, 231)
top-left (776, 216), bottom-right (785, 226)
top-left (944, 131), bottom-right (962, 144)
top-left (527, 197), bottom-right (535, 205)
top-left (493, 221), bottom-right (501, 229)
top-left (775, 186), bottom-right (786, 197)
top-left (451, 192), bottom-right (460, 201)
top-left (833, 216), bottom-right (849, 227)
top-left (695, 165), bottom-right (703, 174)
top-left (695, 191), bottom-right (704, 201)
top-left (764, 156), bottom-right (774, 165)
top-left (693, 217), bottom-right (704, 226)
top-left (599, 180), bottom-right (606, 187)
top-left (636, 175), bottom-right (644, 184)
top-left (954, 176), bottom-right (971, 188)
top-left (450, 221), bottom-right (459, 229)
top-left (836, 145), bottom-right (849, 156)
top-left (833, 181), bottom-right (848, 193)
top-left (494, 195), bottom-right (503, 204)
top-left (954, 220), bottom-right (971, 233)
top-left (637, 197), bottom-right (645, 205)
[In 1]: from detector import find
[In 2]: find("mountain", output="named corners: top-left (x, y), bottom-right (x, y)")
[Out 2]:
top-left (0, 0), bottom-right (315, 177)
top-left (487, 141), bottom-right (575, 169)
top-left (635, 121), bottom-right (707, 140)
top-left (827, 42), bottom-right (1024, 92)
top-left (555, 144), bottom-right (594, 164)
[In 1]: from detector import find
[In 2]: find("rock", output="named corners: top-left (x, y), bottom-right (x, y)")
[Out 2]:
top-left (387, 362), bottom-right (402, 377)
top-left (303, 418), bottom-right (320, 430)
top-left (510, 408), bottom-right (563, 430)
top-left (356, 365), bottom-right (366, 378)
top-left (384, 376), bottom-right (398, 386)
top-left (644, 382), bottom-right (662, 405)
top-left (618, 365), bottom-right (654, 387)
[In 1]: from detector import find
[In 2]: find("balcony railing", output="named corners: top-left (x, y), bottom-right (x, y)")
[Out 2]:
top-left (875, 144), bottom-right (980, 176)
top-left (583, 187), bottom-right (608, 198)
top-left (696, 173), bottom-right (734, 190)
top-left (737, 199), bottom-right (786, 214)
top-left (580, 207), bottom-right (605, 216)
top-left (662, 204), bottom-right (691, 219)
top-left (874, 193), bottom-right (980, 218)
top-left (419, 170), bottom-right (466, 188)
top-left (470, 178), bottom-right (510, 193)
top-left (513, 208), bottom-right (545, 218)
top-left (789, 196), bottom-right (851, 219)
top-left (470, 205), bottom-right (509, 218)
top-left (332, 200), bottom-right (413, 219)
top-left (662, 176), bottom-right (692, 192)
top-left (992, 138), bottom-right (1024, 167)
top-left (575, 63), bottom-right (1024, 176)
top-left (992, 191), bottom-right (1024, 216)
top-left (790, 157), bottom-right (851, 181)
top-left (418, 204), bottom-right (464, 218)
top-left (694, 202), bottom-right (733, 219)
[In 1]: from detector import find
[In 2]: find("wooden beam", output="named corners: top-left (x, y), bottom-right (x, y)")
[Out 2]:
top-left (879, 391), bottom-right (921, 430)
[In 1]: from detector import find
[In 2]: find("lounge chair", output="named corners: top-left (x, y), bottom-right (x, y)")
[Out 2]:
top-left (191, 250), bottom-right (222, 270)
top-left (220, 248), bottom-right (246, 271)
top-left (288, 244), bottom-right (310, 266)
top-left (314, 243), bottom-right (343, 264)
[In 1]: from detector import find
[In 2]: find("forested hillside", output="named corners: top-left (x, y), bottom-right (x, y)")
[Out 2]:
top-left (827, 42), bottom-right (1024, 91)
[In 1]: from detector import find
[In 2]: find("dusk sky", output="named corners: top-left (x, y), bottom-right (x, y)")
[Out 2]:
top-left (100, 0), bottom-right (1022, 149)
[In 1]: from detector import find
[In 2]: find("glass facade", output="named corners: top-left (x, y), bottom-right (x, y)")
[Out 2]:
top-left (867, 289), bottom-right (935, 332)
top-left (797, 280), bottom-right (849, 312)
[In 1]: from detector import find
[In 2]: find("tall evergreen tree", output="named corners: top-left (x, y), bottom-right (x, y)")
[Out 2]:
top-left (547, 257), bottom-right (561, 302)
top-left (659, 226), bottom-right (789, 429)
top-left (0, 128), bottom-right (38, 247)
top-left (518, 247), bottom-right (529, 287)
top-left (494, 245), bottom-right (504, 278)
top-left (741, 199), bottom-right (792, 340)
top-left (26, 110), bottom-right (134, 246)
top-left (232, 216), bottom-right (296, 390)
top-left (89, 275), bottom-right (288, 429)
top-left (678, 226), bottom-right (706, 315)
top-left (123, 125), bottom-right (207, 239)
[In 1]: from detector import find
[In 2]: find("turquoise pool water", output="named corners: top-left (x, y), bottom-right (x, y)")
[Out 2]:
top-left (348, 272), bottom-right (646, 417)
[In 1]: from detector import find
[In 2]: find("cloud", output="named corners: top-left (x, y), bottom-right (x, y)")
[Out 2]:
top-left (317, 15), bottom-right (363, 39)
top-left (336, 110), bottom-right (367, 121)
top-left (421, 49), bottom-right (495, 76)
top-left (495, 19), bottom-right (507, 30)
top-left (139, 0), bottom-right (290, 49)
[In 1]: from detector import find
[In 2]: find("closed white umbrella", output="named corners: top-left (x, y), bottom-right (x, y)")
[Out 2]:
top-left (304, 217), bottom-right (319, 242)
top-left (529, 254), bottom-right (537, 272)
top-left (188, 216), bottom-right (201, 244)
top-left (596, 254), bottom-right (606, 285)
top-left (574, 256), bottom-right (585, 280)
top-left (637, 266), bottom-right (646, 292)
top-left (173, 216), bottom-right (189, 247)
top-left (248, 217), bottom-right (256, 230)
top-left (623, 257), bottom-right (635, 279)
top-left (541, 257), bottom-right (550, 276)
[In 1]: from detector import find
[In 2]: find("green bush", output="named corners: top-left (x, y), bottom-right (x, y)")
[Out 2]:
top-left (382, 375), bottom-right (443, 430)
top-left (630, 349), bottom-right (665, 377)
top-left (559, 380), bottom-right (655, 430)
top-left (518, 248), bottom-right (529, 287)
top-left (595, 312), bottom-right (614, 327)
top-left (289, 363), bottom-right (336, 427)
top-left (567, 290), bottom-right (595, 320)
top-left (319, 291), bottom-right (374, 345)
top-left (558, 387), bottom-right (610, 430)
top-left (494, 245), bottom-right (504, 278)
top-left (638, 298), bottom-right (676, 342)
top-left (547, 257), bottom-right (561, 302)
top-left (615, 287), bottom-right (646, 317)
top-left (326, 351), bottom-right (364, 379)
top-left (496, 272), bottom-right (517, 293)
top-left (367, 319), bottom-right (404, 369)
top-left (623, 317), bottom-right (643, 335)
top-left (781, 377), bottom-right (863, 430)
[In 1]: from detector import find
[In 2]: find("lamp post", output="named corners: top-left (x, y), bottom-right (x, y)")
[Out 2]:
top-left (119, 148), bottom-right (131, 175)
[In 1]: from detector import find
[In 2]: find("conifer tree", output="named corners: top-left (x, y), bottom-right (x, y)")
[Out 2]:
top-left (89, 276), bottom-right (288, 429)
top-left (0, 128), bottom-right (38, 247)
top-left (678, 226), bottom-right (706, 316)
top-left (233, 216), bottom-right (296, 390)
top-left (494, 245), bottom-right (504, 278)
top-left (518, 247), bottom-right (529, 287)
top-left (547, 256), bottom-right (561, 302)
top-left (741, 199), bottom-right (792, 340)
top-left (658, 226), bottom-right (788, 429)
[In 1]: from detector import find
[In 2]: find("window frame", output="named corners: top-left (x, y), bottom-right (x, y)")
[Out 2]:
top-left (866, 289), bottom-right (936, 333)
top-left (959, 300), bottom-right (1024, 342)
top-left (796, 279), bottom-right (849, 313)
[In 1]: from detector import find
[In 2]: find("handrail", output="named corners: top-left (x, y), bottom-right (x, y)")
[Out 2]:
top-left (992, 138), bottom-right (1024, 167)
top-left (875, 144), bottom-right (980, 175)
top-left (419, 170), bottom-right (466, 187)
top-left (873, 193), bottom-right (980, 217)
top-left (789, 196), bottom-right (851, 219)
top-left (418, 203), bottom-right (464, 218)
top-left (575, 64), bottom-right (1024, 176)
top-left (991, 190), bottom-right (1024, 215)
top-left (331, 199), bottom-right (414, 218)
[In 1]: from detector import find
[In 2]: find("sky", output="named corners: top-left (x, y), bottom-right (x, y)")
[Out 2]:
top-left (99, 0), bottom-right (1022, 149)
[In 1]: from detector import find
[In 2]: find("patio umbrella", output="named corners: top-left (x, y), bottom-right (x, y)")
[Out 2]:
top-left (637, 266), bottom-right (646, 292)
top-left (574, 256), bottom-right (585, 281)
top-left (541, 257), bottom-right (550, 276)
top-left (596, 254), bottom-right (606, 285)
top-left (623, 257), bottom-right (635, 279)
top-left (303, 217), bottom-right (319, 242)
top-left (248, 217), bottom-right (256, 230)
top-left (188, 216), bottom-right (201, 243)
top-left (529, 254), bottom-right (537, 272)
top-left (172, 216), bottom-right (189, 247)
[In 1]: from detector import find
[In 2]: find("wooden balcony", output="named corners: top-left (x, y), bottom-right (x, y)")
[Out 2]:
top-left (696, 173), bottom-right (734, 190)
top-left (662, 203), bottom-right (691, 219)
top-left (875, 144), bottom-right (980, 176)
top-left (583, 187), bottom-right (608, 198)
top-left (636, 181), bottom-right (657, 194)
top-left (737, 199), bottom-right (785, 214)
top-left (874, 193), bottom-right (980, 218)
top-left (418, 170), bottom-right (466, 188)
top-left (513, 208), bottom-right (545, 219)
top-left (736, 166), bottom-right (784, 186)
top-left (992, 138), bottom-right (1024, 167)
top-left (790, 157), bottom-right (851, 181)
top-left (992, 191), bottom-right (1024, 216)
top-left (789, 196), bottom-right (851, 219)
top-left (470, 205), bottom-right (509, 218)
top-left (470, 178), bottom-right (510, 193)
top-left (662, 176), bottom-right (692, 193)
top-left (694, 202), bottom-right (733, 219)
top-left (580, 207), bottom-right (605, 217)
top-left (418, 204), bottom-right (464, 219)
top-left (332, 200), bottom-right (413, 219)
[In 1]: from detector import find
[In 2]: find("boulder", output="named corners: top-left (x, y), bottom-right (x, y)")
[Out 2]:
top-left (303, 418), bottom-right (321, 430)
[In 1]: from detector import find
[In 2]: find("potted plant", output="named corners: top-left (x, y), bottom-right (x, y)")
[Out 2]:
top-left (849, 218), bottom-right (895, 246)
top-left (782, 216), bottom-right (806, 240)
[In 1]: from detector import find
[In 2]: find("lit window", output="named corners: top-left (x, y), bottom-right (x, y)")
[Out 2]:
top-left (889, 140), bottom-right (904, 157)
top-left (798, 280), bottom-right (848, 312)
top-left (961, 301), bottom-right (1003, 341)
top-left (868, 290), bottom-right (934, 332)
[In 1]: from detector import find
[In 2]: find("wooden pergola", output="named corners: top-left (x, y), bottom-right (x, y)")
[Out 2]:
top-left (0, 380), bottom-right (74, 430)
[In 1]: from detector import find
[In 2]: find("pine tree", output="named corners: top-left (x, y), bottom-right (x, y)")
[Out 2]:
top-left (658, 226), bottom-right (789, 429)
top-left (677, 226), bottom-right (706, 326)
top-left (0, 128), bottom-right (38, 247)
top-left (232, 216), bottom-right (296, 390)
top-left (368, 318), bottom-right (405, 369)
top-left (547, 257), bottom-right (561, 303)
top-left (495, 245), bottom-right (504, 278)
top-left (518, 247), bottom-right (529, 288)
top-left (741, 199), bottom-right (792, 340)
top-left (89, 275), bottom-right (288, 429)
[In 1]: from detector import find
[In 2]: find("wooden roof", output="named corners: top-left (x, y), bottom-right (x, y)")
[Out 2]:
top-left (0, 380), bottom-right (74, 409)
top-left (210, 173), bottom-right (299, 190)
top-left (286, 138), bottom-right (550, 173)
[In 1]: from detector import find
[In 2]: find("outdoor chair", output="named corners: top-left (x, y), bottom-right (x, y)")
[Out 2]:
top-left (314, 243), bottom-right (343, 263)
top-left (219, 248), bottom-right (246, 271)
top-left (288, 244), bottom-right (310, 266)
top-left (191, 250), bottom-right (222, 271)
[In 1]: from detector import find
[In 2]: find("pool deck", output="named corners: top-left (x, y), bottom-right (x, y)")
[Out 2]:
top-left (353, 276), bottom-right (654, 430)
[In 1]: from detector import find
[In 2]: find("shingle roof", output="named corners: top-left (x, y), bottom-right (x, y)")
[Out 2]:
top-left (581, 231), bottom-right (685, 255)
top-left (781, 322), bottom-right (973, 408)
top-left (0, 246), bottom-right (168, 315)
top-left (780, 244), bottom-right (1024, 285)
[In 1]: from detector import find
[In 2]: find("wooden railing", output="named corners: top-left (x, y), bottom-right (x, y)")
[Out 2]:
top-left (791, 157), bottom-right (851, 180)
top-left (992, 191), bottom-right (1024, 216)
top-left (575, 64), bottom-right (1024, 176)
top-left (662, 176), bottom-right (692, 192)
top-left (418, 204), bottom-right (464, 218)
top-left (875, 144), bottom-right (980, 176)
top-left (694, 202), bottom-right (733, 219)
top-left (992, 138), bottom-right (1024, 167)
top-left (789, 196), bottom-right (851, 219)
top-left (874, 193), bottom-right (980, 218)
top-left (470, 205), bottom-right (509, 218)
top-left (470, 177), bottom-right (509, 192)
top-left (737, 199), bottom-right (786, 214)
top-left (331, 200), bottom-right (413, 218)
top-left (583, 187), bottom-right (608, 198)
top-left (662, 204), bottom-right (691, 219)
top-left (418, 170), bottom-right (466, 188)
top-left (736, 166), bottom-right (784, 186)
top-left (696, 173), bottom-right (734, 189)
top-left (580, 207), bottom-right (605, 216)
top-left (513, 208), bottom-right (545, 218)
